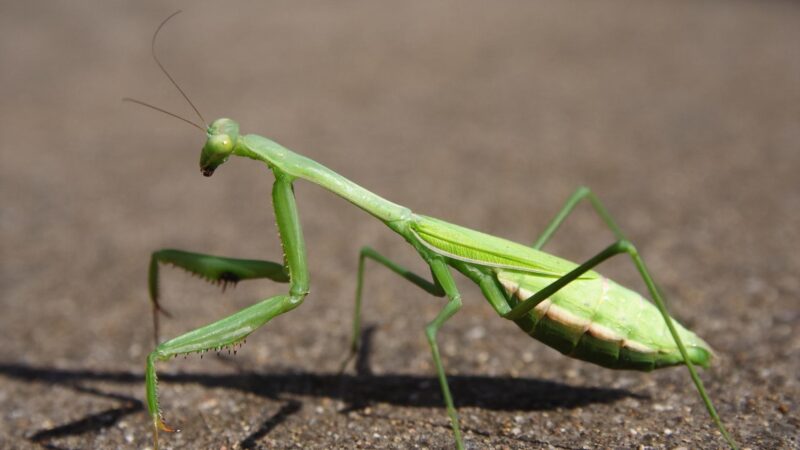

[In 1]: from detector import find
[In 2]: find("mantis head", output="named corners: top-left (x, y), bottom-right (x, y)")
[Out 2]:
top-left (125, 12), bottom-right (243, 178)
top-left (200, 118), bottom-right (240, 176)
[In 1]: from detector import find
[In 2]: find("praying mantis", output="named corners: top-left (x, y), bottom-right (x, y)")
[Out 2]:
top-left (128, 12), bottom-right (739, 450)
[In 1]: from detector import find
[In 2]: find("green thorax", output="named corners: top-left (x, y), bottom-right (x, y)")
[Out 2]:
top-left (236, 133), bottom-right (411, 224)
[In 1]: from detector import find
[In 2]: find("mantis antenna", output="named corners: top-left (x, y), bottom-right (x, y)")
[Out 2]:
top-left (122, 98), bottom-right (205, 132)
top-left (123, 10), bottom-right (207, 133)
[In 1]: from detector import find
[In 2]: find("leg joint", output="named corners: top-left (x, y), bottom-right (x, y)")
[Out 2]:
top-left (613, 239), bottom-right (637, 255)
top-left (575, 185), bottom-right (592, 197)
top-left (289, 286), bottom-right (310, 299)
top-left (425, 325), bottom-right (437, 342)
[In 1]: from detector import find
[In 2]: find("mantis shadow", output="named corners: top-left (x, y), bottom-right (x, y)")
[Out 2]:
top-left (2, 326), bottom-right (641, 448)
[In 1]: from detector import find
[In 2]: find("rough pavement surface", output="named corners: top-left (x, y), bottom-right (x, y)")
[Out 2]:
top-left (1, 2), bottom-right (798, 449)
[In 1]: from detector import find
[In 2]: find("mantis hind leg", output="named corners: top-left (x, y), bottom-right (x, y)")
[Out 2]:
top-left (340, 246), bottom-right (445, 372)
top-left (531, 186), bottom-right (624, 249)
top-left (148, 249), bottom-right (289, 344)
top-left (532, 186), bottom-right (670, 304)
top-left (513, 187), bottom-right (740, 449)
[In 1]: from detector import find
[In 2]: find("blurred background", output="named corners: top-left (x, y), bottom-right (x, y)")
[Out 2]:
top-left (1, 1), bottom-right (798, 448)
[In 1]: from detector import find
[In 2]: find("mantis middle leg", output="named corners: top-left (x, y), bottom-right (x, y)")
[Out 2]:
top-left (340, 248), bottom-right (467, 448)
top-left (340, 246), bottom-right (445, 371)
top-left (425, 258), bottom-right (465, 450)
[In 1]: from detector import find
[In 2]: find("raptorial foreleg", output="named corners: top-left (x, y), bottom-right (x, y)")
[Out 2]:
top-left (146, 173), bottom-right (311, 449)
top-left (148, 249), bottom-right (289, 343)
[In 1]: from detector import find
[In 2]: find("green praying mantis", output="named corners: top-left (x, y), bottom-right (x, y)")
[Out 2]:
top-left (127, 12), bottom-right (740, 450)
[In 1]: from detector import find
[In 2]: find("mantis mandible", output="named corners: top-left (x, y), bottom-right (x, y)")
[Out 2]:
top-left (127, 12), bottom-right (739, 450)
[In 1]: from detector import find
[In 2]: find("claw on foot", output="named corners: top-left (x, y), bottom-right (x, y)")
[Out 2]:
top-left (338, 350), bottom-right (356, 375)
top-left (152, 415), bottom-right (179, 450)
top-left (155, 304), bottom-right (173, 319)
top-left (156, 416), bottom-right (179, 433)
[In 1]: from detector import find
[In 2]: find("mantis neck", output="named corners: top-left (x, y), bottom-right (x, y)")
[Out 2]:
top-left (237, 134), bottom-right (412, 225)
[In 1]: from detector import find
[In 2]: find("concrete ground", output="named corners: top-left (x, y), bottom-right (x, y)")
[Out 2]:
top-left (1, 1), bottom-right (798, 449)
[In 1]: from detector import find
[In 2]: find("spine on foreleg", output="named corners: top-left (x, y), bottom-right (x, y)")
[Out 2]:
top-left (496, 271), bottom-right (713, 371)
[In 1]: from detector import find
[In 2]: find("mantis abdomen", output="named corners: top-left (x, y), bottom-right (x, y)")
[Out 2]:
top-left (497, 270), bottom-right (713, 371)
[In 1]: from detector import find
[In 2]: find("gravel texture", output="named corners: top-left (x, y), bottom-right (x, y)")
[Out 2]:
top-left (1, 2), bottom-right (798, 449)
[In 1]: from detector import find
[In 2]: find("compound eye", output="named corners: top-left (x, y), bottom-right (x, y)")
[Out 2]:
top-left (210, 134), bottom-right (233, 154)
top-left (200, 133), bottom-right (236, 176)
